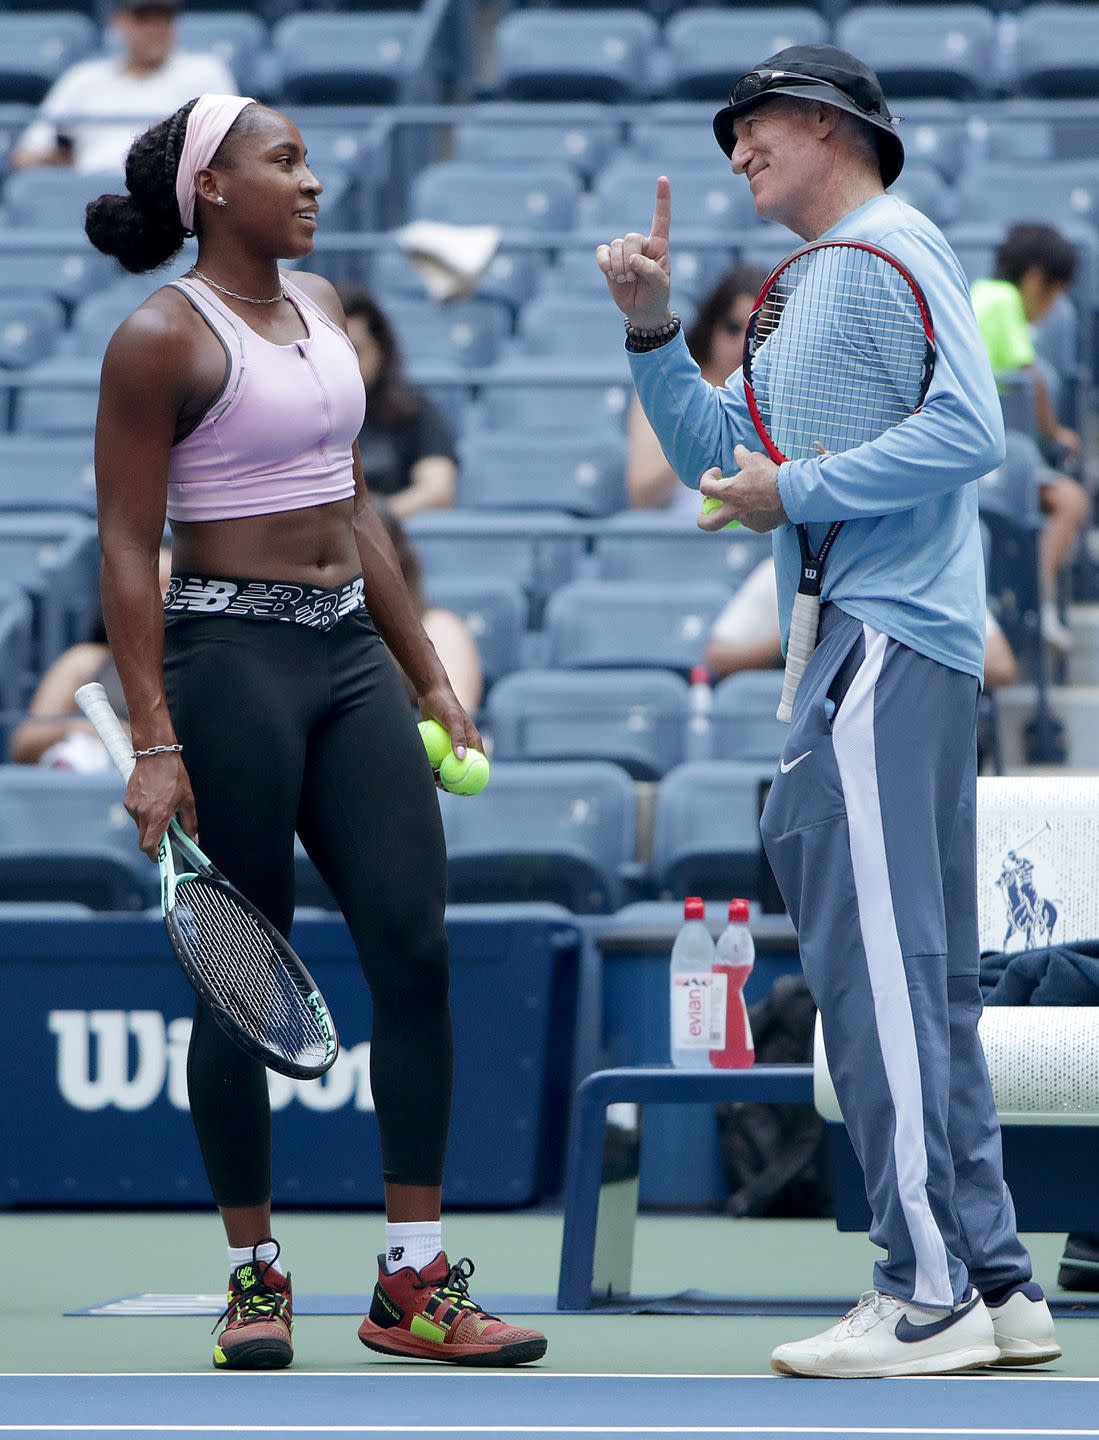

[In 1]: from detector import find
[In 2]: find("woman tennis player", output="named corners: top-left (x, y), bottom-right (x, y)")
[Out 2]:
top-left (85, 93), bottom-right (547, 1371)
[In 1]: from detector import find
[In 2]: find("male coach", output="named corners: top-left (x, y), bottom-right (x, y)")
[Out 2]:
top-left (595, 46), bottom-right (1061, 1379)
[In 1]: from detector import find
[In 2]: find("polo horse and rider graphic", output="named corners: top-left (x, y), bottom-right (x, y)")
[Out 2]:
top-left (995, 822), bottom-right (1059, 950)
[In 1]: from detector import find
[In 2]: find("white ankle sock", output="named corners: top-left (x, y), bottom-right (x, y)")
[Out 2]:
top-left (384, 1221), bottom-right (442, 1274)
top-left (228, 1240), bottom-right (282, 1275)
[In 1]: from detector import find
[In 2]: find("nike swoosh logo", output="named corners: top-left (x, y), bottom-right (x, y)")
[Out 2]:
top-left (894, 1293), bottom-right (981, 1344)
top-left (780, 751), bottom-right (812, 774)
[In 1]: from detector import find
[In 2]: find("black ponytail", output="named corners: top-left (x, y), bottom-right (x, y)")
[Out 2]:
top-left (85, 98), bottom-right (198, 274)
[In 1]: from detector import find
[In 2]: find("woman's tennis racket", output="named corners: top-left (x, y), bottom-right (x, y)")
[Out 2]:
top-left (75, 682), bottom-right (339, 1081)
top-left (742, 240), bottom-right (936, 722)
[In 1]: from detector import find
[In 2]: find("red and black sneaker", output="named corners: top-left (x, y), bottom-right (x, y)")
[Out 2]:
top-left (212, 1244), bottom-right (294, 1370)
top-left (358, 1252), bottom-right (547, 1366)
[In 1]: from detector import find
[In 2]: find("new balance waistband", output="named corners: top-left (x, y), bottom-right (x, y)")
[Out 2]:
top-left (165, 572), bottom-right (366, 633)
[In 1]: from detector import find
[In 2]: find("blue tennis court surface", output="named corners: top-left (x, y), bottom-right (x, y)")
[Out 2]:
top-left (2, 1372), bottom-right (1099, 1439)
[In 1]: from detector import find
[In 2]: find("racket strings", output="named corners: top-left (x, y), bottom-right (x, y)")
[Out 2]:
top-left (174, 879), bottom-right (329, 1069)
top-left (750, 246), bottom-right (930, 462)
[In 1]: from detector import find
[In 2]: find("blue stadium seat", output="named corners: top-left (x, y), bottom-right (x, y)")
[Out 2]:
top-left (954, 161), bottom-right (1099, 228)
top-left (0, 295), bottom-right (63, 368)
top-left (453, 109), bottom-right (620, 181)
top-left (586, 158), bottom-right (757, 235)
top-left (0, 581), bottom-right (33, 722)
top-left (410, 162), bottom-right (580, 232)
top-left (0, 236), bottom-right (112, 308)
top-left (274, 13), bottom-right (431, 104)
top-left (0, 103), bottom-right (34, 182)
top-left (978, 434), bottom-right (1043, 664)
top-left (665, 8), bottom-right (828, 100)
top-left (979, 430), bottom-right (1044, 530)
top-left (487, 668), bottom-right (688, 780)
top-left (946, 219), bottom-right (1099, 318)
top-left (368, 245), bottom-right (540, 313)
top-left (458, 427), bottom-right (626, 517)
top-left (492, 9), bottom-right (659, 102)
top-left (594, 512), bottom-right (773, 587)
top-left (886, 162), bottom-right (954, 227)
top-left (0, 169), bottom-right (118, 230)
top-left (423, 577), bottom-right (525, 691)
top-left (544, 580), bottom-right (729, 672)
top-left (1016, 6), bottom-right (1099, 98)
top-left (0, 13), bottom-right (97, 104)
top-left (0, 436), bottom-right (95, 514)
top-left (406, 511), bottom-right (587, 625)
top-left (895, 100), bottom-right (971, 181)
top-left (551, 241), bottom-right (734, 304)
top-left (69, 280), bottom-right (166, 359)
top-left (477, 378), bottom-right (633, 432)
top-left (835, 7), bottom-right (997, 100)
top-left (513, 293), bottom-right (628, 367)
top-left (652, 760), bottom-right (775, 901)
top-left (176, 11), bottom-right (265, 95)
top-left (384, 297), bottom-right (511, 371)
top-left (711, 670), bottom-right (788, 764)
top-left (0, 768), bottom-right (152, 911)
top-left (11, 359), bottom-right (99, 436)
top-left (0, 511), bottom-right (99, 665)
top-left (438, 759), bottom-right (637, 912)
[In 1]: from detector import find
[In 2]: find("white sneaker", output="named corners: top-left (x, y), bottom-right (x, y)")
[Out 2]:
top-left (1042, 601), bottom-right (1072, 653)
top-left (983, 1283), bottom-right (1062, 1367)
top-left (770, 1289), bottom-right (1000, 1379)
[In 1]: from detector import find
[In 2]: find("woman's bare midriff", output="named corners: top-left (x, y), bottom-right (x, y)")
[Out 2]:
top-left (168, 496), bottom-right (362, 586)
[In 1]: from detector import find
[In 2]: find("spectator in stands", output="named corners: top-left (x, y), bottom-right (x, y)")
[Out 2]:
top-left (10, 548), bottom-right (173, 769)
top-left (11, 0), bottom-right (236, 175)
top-left (971, 224), bottom-right (1090, 651)
top-left (626, 265), bottom-right (767, 515)
top-left (341, 288), bottom-right (458, 518)
top-left (378, 505), bottom-right (483, 713)
top-left (705, 556), bottom-right (1018, 689)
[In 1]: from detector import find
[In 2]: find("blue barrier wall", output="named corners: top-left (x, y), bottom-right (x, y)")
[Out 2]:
top-left (0, 904), bottom-right (579, 1208)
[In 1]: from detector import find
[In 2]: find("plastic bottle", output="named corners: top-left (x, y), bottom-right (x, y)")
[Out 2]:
top-left (686, 664), bottom-right (713, 763)
top-left (710, 898), bottom-right (755, 1069)
top-left (670, 896), bottom-right (720, 1069)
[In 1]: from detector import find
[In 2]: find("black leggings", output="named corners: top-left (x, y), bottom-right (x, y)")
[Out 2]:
top-left (163, 603), bottom-right (452, 1206)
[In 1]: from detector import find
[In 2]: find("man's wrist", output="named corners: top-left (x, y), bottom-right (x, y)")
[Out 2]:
top-left (625, 311), bottom-right (681, 353)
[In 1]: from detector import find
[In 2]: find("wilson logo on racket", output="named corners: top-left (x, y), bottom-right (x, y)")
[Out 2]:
top-left (307, 990), bottom-right (338, 1064)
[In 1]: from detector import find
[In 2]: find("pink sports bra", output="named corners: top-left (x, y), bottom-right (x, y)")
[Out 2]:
top-left (165, 273), bottom-right (366, 523)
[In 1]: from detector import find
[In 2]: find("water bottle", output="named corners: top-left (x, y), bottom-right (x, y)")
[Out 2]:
top-left (710, 899), bottom-right (755, 1069)
top-left (686, 664), bottom-right (713, 763)
top-left (670, 896), bottom-right (719, 1069)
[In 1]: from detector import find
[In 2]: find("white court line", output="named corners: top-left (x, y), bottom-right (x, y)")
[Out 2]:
top-left (1, 1372), bottom-right (1099, 1382)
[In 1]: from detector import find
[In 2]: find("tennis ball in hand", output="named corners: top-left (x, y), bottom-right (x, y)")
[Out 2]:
top-left (701, 495), bottom-right (741, 530)
top-left (439, 748), bottom-right (491, 797)
top-left (418, 719), bottom-right (451, 770)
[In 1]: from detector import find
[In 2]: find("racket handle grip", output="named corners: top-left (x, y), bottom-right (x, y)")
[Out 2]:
top-left (75, 682), bottom-right (136, 781)
top-left (776, 592), bottom-right (819, 724)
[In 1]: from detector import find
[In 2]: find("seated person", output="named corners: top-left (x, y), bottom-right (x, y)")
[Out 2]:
top-left (342, 288), bottom-right (458, 519)
top-left (971, 224), bottom-right (1090, 651)
top-left (11, 548), bottom-right (173, 769)
top-left (705, 557), bottom-right (1017, 691)
top-left (626, 265), bottom-right (768, 515)
top-left (378, 506), bottom-right (483, 715)
top-left (12, 0), bottom-right (235, 175)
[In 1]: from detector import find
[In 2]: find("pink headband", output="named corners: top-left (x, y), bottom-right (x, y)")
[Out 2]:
top-left (175, 93), bottom-right (256, 232)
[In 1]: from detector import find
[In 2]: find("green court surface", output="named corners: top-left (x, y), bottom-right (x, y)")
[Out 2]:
top-left (3, 1211), bottom-right (1096, 1377)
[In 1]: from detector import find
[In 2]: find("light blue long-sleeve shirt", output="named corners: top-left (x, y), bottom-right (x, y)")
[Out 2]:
top-left (628, 194), bottom-right (1004, 682)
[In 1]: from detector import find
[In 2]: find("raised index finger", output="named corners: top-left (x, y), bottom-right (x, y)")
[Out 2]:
top-left (649, 175), bottom-right (671, 245)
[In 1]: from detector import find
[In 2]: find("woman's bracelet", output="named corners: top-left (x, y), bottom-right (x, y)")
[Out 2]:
top-left (624, 312), bottom-right (681, 353)
top-left (132, 743), bottom-right (183, 759)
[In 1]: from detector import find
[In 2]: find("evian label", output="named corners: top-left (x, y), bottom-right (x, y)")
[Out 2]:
top-left (671, 974), bottom-right (727, 1049)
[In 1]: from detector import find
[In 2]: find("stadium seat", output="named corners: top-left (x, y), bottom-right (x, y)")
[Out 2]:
top-left (1016, 5), bottom-right (1099, 99)
top-left (835, 7), bottom-right (997, 100)
top-left (410, 162), bottom-right (581, 233)
top-left (176, 11), bottom-right (268, 96)
top-left (274, 13), bottom-right (431, 104)
top-left (0, 169), bottom-right (118, 230)
top-left (946, 219), bottom-right (1099, 321)
top-left (544, 580), bottom-right (729, 672)
top-left (487, 668), bottom-right (688, 780)
top-left (594, 511), bottom-right (772, 587)
top-left (652, 760), bottom-right (775, 901)
top-left (69, 279), bottom-right (168, 359)
top-left (491, 9), bottom-right (659, 102)
top-left (0, 13), bottom-right (97, 104)
top-left (477, 378), bottom-right (633, 432)
top-left (0, 103), bottom-right (33, 182)
top-left (0, 436), bottom-right (95, 515)
top-left (954, 161), bottom-right (1099, 228)
top-left (0, 582), bottom-right (33, 723)
top-left (886, 162), bottom-right (954, 226)
top-left (458, 428), bottom-right (626, 517)
top-left (0, 768), bottom-right (152, 911)
top-left (585, 158), bottom-right (758, 235)
top-left (513, 293), bottom-right (628, 367)
top-left (438, 759), bottom-right (637, 912)
top-left (978, 433), bottom-right (1043, 665)
top-left (895, 100), bottom-right (971, 181)
top-left (368, 245), bottom-right (540, 313)
top-left (0, 511), bottom-right (99, 665)
top-left (665, 8), bottom-right (828, 100)
top-left (0, 237), bottom-right (112, 308)
top-left (11, 359), bottom-right (99, 437)
top-left (711, 670), bottom-right (788, 764)
top-left (453, 109), bottom-right (621, 181)
top-left (384, 297), bottom-right (511, 371)
top-left (0, 295), bottom-right (63, 368)
top-left (551, 240), bottom-right (733, 304)
top-left (423, 577), bottom-right (525, 691)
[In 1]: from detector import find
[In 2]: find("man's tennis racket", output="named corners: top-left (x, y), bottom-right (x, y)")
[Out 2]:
top-left (75, 682), bottom-right (339, 1081)
top-left (742, 240), bottom-right (936, 721)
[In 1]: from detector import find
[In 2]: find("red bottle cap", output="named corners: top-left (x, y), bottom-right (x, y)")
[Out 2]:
top-left (728, 898), bottom-right (750, 923)
top-left (684, 896), bottom-right (705, 920)
top-left (688, 665), bottom-right (710, 686)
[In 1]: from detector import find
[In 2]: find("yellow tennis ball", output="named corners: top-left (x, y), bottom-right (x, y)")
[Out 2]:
top-left (701, 494), bottom-right (741, 530)
top-left (439, 748), bottom-right (490, 796)
top-left (418, 719), bottom-right (451, 770)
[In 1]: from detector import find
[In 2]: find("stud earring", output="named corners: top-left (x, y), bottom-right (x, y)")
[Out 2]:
top-left (216, 197), bottom-right (227, 207)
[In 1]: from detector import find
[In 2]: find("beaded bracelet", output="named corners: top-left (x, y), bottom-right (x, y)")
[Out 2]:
top-left (132, 743), bottom-right (184, 759)
top-left (624, 312), bottom-right (682, 353)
